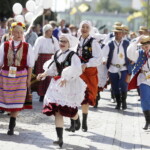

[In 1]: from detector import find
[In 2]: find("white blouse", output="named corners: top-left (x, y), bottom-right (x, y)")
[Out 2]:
top-left (44, 49), bottom-right (82, 80)
top-left (77, 35), bottom-right (102, 67)
top-left (0, 41), bottom-right (35, 68)
top-left (43, 49), bottom-right (86, 108)
top-left (33, 36), bottom-right (59, 60)
top-left (102, 38), bottom-right (127, 73)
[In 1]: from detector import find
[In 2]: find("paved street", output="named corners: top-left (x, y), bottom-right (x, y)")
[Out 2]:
top-left (0, 88), bottom-right (150, 150)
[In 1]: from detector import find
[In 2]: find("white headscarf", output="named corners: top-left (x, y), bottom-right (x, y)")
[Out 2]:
top-left (59, 33), bottom-right (79, 49)
top-left (78, 20), bottom-right (93, 37)
top-left (42, 24), bottom-right (53, 33)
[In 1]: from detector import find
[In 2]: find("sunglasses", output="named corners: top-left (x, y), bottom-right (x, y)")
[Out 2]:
top-left (59, 40), bottom-right (68, 44)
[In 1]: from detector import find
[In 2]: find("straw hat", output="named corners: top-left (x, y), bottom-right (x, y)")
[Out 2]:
top-left (138, 26), bottom-right (148, 32)
top-left (112, 25), bottom-right (124, 32)
top-left (114, 22), bottom-right (122, 26)
top-left (139, 36), bottom-right (150, 45)
top-left (121, 25), bottom-right (129, 33)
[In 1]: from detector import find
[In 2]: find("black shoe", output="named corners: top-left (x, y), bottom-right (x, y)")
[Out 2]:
top-left (75, 116), bottom-right (81, 130)
top-left (65, 119), bottom-right (75, 132)
top-left (7, 117), bottom-right (16, 135)
top-left (53, 138), bottom-right (63, 148)
top-left (115, 105), bottom-right (120, 110)
top-left (82, 113), bottom-right (88, 132)
top-left (143, 111), bottom-right (150, 130)
top-left (115, 94), bottom-right (121, 110)
top-left (54, 128), bottom-right (63, 148)
top-left (39, 96), bottom-right (44, 102)
top-left (121, 92), bottom-right (127, 110)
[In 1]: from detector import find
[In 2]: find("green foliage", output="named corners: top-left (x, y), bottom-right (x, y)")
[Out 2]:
top-left (141, 0), bottom-right (150, 27)
top-left (95, 0), bottom-right (136, 14)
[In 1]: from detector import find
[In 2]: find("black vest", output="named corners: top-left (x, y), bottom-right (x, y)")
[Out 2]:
top-left (77, 37), bottom-right (94, 63)
top-left (54, 50), bottom-right (75, 76)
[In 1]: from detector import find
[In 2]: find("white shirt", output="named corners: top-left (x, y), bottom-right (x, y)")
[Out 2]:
top-left (33, 36), bottom-right (59, 60)
top-left (78, 35), bottom-right (102, 67)
top-left (0, 41), bottom-right (35, 67)
top-left (102, 38), bottom-right (127, 73)
top-left (127, 41), bottom-right (150, 86)
top-left (44, 49), bottom-right (82, 80)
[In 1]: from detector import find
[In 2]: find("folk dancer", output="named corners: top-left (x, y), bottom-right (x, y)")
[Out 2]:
top-left (127, 36), bottom-right (150, 130)
top-left (37, 34), bottom-right (86, 148)
top-left (33, 24), bottom-right (59, 102)
top-left (102, 25), bottom-right (132, 110)
top-left (66, 20), bottom-right (102, 132)
top-left (0, 22), bottom-right (34, 135)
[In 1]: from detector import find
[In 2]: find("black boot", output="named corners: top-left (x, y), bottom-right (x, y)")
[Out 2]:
top-left (65, 119), bottom-right (75, 132)
top-left (7, 117), bottom-right (16, 135)
top-left (39, 96), bottom-right (44, 102)
top-left (53, 127), bottom-right (63, 148)
top-left (115, 94), bottom-right (121, 110)
top-left (75, 116), bottom-right (81, 130)
top-left (122, 92), bottom-right (127, 110)
top-left (143, 111), bottom-right (150, 130)
top-left (94, 92), bottom-right (100, 108)
top-left (82, 113), bottom-right (88, 132)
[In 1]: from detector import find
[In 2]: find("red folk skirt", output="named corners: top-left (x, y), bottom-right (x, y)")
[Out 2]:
top-left (34, 54), bottom-right (53, 96)
top-left (42, 103), bottom-right (78, 118)
top-left (81, 67), bottom-right (98, 106)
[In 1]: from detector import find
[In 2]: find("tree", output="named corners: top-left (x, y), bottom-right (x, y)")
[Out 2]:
top-left (95, 0), bottom-right (121, 12)
top-left (141, 0), bottom-right (150, 28)
top-left (0, 0), bottom-right (28, 19)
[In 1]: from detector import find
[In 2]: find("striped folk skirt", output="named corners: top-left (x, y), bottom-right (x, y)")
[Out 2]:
top-left (0, 69), bottom-right (31, 111)
top-left (34, 54), bottom-right (53, 96)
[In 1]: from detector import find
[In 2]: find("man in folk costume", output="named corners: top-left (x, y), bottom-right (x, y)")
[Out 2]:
top-left (66, 20), bottom-right (102, 132)
top-left (127, 36), bottom-right (150, 130)
top-left (0, 22), bottom-right (34, 135)
top-left (33, 24), bottom-right (59, 102)
top-left (102, 25), bottom-right (132, 110)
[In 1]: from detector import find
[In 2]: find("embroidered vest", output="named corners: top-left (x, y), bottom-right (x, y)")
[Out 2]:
top-left (132, 50), bottom-right (147, 75)
top-left (77, 37), bottom-right (94, 63)
top-left (128, 50), bottom-right (148, 90)
top-left (106, 40), bottom-right (132, 74)
top-left (3, 41), bottom-right (28, 69)
top-left (54, 51), bottom-right (75, 76)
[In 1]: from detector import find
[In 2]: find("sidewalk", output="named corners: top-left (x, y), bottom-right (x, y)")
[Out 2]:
top-left (0, 89), bottom-right (150, 150)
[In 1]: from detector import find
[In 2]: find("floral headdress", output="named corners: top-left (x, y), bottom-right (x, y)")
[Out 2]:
top-left (11, 22), bottom-right (26, 31)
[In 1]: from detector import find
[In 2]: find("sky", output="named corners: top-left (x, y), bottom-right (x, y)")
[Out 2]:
top-left (51, 0), bottom-right (142, 12)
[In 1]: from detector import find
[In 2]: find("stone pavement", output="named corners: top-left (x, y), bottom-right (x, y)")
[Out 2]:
top-left (0, 88), bottom-right (150, 150)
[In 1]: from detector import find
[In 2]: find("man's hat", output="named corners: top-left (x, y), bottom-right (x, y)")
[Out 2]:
top-left (114, 22), bottom-right (122, 26)
top-left (121, 25), bottom-right (129, 33)
top-left (139, 36), bottom-right (150, 45)
top-left (112, 25), bottom-right (124, 32)
top-left (138, 26), bottom-right (148, 32)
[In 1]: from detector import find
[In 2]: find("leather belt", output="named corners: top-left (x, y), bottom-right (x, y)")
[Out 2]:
top-left (111, 63), bottom-right (126, 68)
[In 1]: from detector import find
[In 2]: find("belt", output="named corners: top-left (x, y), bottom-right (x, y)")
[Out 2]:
top-left (111, 63), bottom-right (126, 68)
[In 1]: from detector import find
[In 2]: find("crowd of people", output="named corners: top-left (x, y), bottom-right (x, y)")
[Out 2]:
top-left (0, 17), bottom-right (150, 148)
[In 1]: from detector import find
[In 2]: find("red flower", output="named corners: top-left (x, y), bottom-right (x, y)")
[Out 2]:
top-left (17, 22), bottom-right (23, 26)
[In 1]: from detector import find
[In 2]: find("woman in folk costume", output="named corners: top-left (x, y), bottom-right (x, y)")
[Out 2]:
top-left (0, 22), bottom-right (34, 135)
top-left (66, 20), bottom-right (102, 132)
top-left (37, 34), bottom-right (86, 148)
top-left (127, 36), bottom-right (150, 130)
top-left (34, 24), bottom-right (59, 102)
